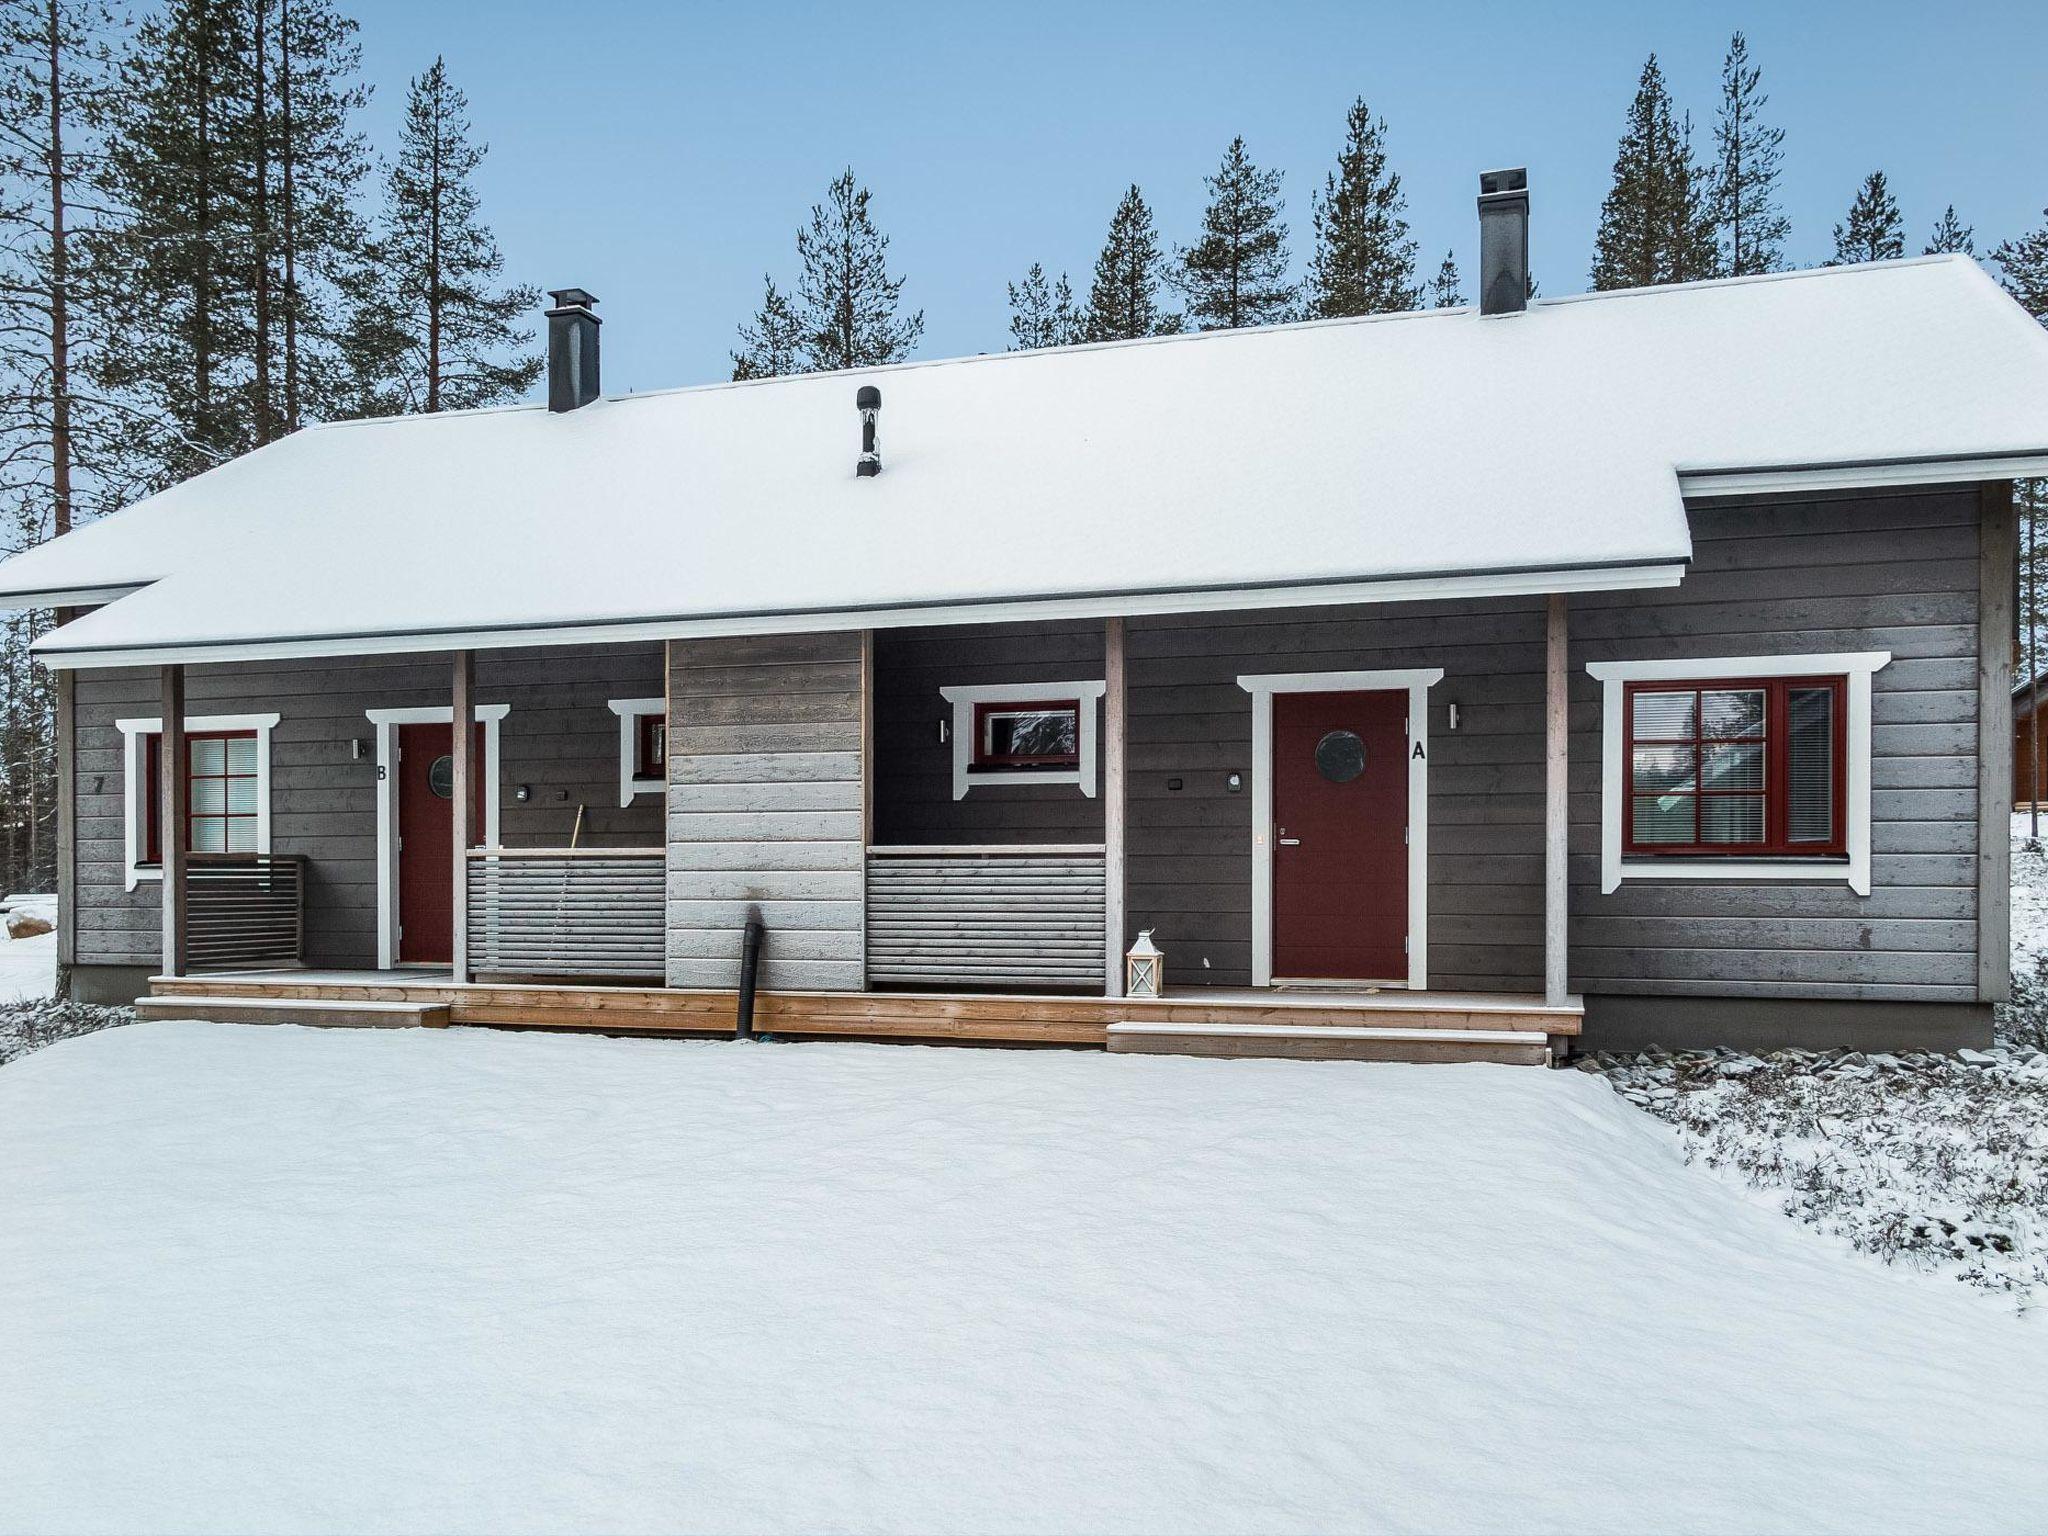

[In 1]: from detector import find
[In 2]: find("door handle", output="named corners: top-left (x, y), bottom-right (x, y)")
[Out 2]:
top-left (1278, 835), bottom-right (1302, 846)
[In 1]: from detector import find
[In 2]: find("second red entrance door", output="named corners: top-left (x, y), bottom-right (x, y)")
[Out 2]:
top-left (396, 722), bottom-right (487, 965)
top-left (1270, 689), bottom-right (1409, 983)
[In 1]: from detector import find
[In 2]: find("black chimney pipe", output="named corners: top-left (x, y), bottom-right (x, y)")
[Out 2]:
top-left (1476, 169), bottom-right (1529, 317)
top-left (546, 288), bottom-right (602, 411)
top-left (856, 385), bottom-right (881, 476)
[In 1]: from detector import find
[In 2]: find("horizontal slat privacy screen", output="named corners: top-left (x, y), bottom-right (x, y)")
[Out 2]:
top-left (866, 848), bottom-right (1106, 989)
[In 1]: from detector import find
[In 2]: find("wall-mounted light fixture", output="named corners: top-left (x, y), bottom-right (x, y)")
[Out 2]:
top-left (1226, 771), bottom-right (1243, 793)
top-left (513, 784), bottom-right (532, 803)
top-left (1447, 702), bottom-right (1461, 732)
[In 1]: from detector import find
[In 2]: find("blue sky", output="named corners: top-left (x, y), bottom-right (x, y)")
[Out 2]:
top-left (345, 0), bottom-right (2048, 395)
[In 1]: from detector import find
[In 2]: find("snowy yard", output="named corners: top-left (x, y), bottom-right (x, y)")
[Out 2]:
top-left (3, 1020), bottom-right (2046, 1536)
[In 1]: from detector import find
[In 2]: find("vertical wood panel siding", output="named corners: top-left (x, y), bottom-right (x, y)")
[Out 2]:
top-left (71, 644), bottom-right (663, 970)
top-left (1125, 485), bottom-right (1988, 1002)
top-left (871, 622), bottom-right (1107, 845)
top-left (665, 632), bottom-right (865, 991)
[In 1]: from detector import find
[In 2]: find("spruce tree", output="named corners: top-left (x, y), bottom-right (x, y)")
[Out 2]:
top-left (97, 0), bottom-right (264, 482)
top-left (1829, 171), bottom-right (1905, 264)
top-left (792, 169), bottom-right (922, 371)
top-left (730, 276), bottom-right (805, 380)
top-left (1083, 184), bottom-right (1177, 342)
top-left (1303, 98), bottom-right (1419, 318)
top-left (1429, 251), bottom-right (1463, 308)
top-left (1590, 55), bottom-right (1719, 290)
top-left (1006, 262), bottom-right (1080, 349)
top-left (1711, 31), bottom-right (1788, 276)
top-left (1994, 204), bottom-right (2048, 320)
top-left (351, 57), bottom-right (539, 413)
top-left (267, 0), bottom-right (371, 431)
top-left (1923, 205), bottom-right (1974, 256)
top-left (1178, 136), bottom-right (1293, 329)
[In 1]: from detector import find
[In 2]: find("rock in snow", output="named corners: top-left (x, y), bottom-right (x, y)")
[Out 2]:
top-left (1, 1020), bottom-right (2045, 1535)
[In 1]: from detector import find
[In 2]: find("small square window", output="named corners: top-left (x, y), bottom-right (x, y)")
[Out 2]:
top-left (971, 701), bottom-right (1081, 772)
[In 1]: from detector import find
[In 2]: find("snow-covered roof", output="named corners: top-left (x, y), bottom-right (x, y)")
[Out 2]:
top-left (7, 254), bottom-right (2048, 668)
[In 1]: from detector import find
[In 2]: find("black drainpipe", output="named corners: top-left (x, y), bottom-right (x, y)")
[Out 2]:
top-left (735, 908), bottom-right (765, 1040)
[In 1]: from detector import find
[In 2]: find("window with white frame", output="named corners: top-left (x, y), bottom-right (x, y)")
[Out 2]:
top-left (1586, 653), bottom-right (1889, 896)
top-left (939, 680), bottom-right (1106, 799)
top-left (607, 698), bottom-right (665, 807)
top-left (116, 713), bottom-right (281, 891)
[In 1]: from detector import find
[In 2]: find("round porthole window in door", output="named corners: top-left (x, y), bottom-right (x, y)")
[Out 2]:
top-left (428, 754), bottom-right (455, 799)
top-left (1314, 729), bottom-right (1366, 784)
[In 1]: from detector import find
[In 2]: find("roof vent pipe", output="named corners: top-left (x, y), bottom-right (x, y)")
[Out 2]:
top-left (545, 287), bottom-right (601, 411)
top-left (1476, 168), bottom-right (1529, 316)
top-left (856, 385), bottom-right (881, 477)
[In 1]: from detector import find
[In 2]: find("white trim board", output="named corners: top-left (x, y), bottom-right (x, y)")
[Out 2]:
top-left (938, 680), bottom-right (1107, 799)
top-left (1677, 454), bottom-right (2048, 497)
top-left (1586, 651), bottom-right (1890, 896)
top-left (115, 713), bottom-right (281, 892)
top-left (365, 704), bottom-right (510, 971)
top-left (1238, 668), bottom-right (1443, 991)
top-left (607, 697), bottom-right (665, 808)
top-left (34, 562), bottom-right (1691, 671)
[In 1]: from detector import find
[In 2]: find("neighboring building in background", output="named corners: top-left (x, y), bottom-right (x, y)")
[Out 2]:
top-left (2, 175), bottom-right (2047, 1062)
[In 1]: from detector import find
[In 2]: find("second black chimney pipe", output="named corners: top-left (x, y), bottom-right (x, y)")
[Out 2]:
top-left (1476, 169), bottom-right (1529, 317)
top-left (546, 288), bottom-right (601, 411)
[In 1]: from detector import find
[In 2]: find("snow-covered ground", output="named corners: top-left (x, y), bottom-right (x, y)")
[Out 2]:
top-left (3, 1020), bottom-right (2046, 1536)
top-left (0, 893), bottom-right (56, 1004)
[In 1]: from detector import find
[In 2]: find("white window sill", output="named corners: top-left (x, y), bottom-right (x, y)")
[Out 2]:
top-left (964, 766), bottom-right (1087, 792)
top-left (1611, 858), bottom-right (1858, 889)
top-left (628, 776), bottom-right (663, 798)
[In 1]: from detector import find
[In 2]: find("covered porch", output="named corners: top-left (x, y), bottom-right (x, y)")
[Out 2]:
top-left (126, 588), bottom-right (1590, 1061)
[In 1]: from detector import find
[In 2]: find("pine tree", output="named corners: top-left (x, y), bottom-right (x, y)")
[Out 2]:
top-left (1829, 171), bottom-right (1905, 265)
top-left (1303, 98), bottom-right (1419, 318)
top-left (350, 57), bottom-right (539, 414)
top-left (1083, 184), bottom-right (1177, 342)
top-left (730, 276), bottom-right (804, 380)
top-left (1006, 262), bottom-right (1080, 349)
top-left (97, 0), bottom-right (265, 482)
top-left (1711, 31), bottom-right (1788, 276)
top-left (1178, 136), bottom-right (1293, 329)
top-left (1429, 250), bottom-right (1462, 308)
top-left (1591, 55), bottom-right (1719, 290)
top-left (1994, 204), bottom-right (2048, 320)
top-left (792, 169), bottom-right (922, 371)
top-left (1923, 204), bottom-right (1974, 256)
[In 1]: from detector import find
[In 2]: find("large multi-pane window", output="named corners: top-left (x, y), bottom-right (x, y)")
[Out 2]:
top-left (1624, 677), bottom-right (1846, 857)
top-left (144, 730), bottom-right (261, 861)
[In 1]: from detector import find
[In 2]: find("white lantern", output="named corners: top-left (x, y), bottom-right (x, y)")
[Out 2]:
top-left (1125, 929), bottom-right (1164, 999)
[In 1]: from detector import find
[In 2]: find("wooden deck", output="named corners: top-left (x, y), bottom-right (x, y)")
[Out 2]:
top-left (147, 971), bottom-right (1581, 1061)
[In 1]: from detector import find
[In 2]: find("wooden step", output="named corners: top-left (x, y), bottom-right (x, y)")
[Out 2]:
top-left (136, 995), bottom-right (451, 1030)
top-left (1106, 1021), bottom-right (1552, 1066)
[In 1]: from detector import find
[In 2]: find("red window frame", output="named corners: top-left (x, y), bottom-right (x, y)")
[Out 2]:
top-left (970, 699), bottom-right (1082, 771)
top-left (1622, 676), bottom-right (1848, 858)
top-left (143, 729), bottom-right (259, 864)
top-left (633, 712), bottom-right (666, 781)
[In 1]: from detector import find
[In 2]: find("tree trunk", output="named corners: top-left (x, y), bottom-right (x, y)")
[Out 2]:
top-left (279, 0), bottom-right (300, 431)
top-left (46, 0), bottom-right (71, 540)
top-left (425, 85), bottom-right (443, 412)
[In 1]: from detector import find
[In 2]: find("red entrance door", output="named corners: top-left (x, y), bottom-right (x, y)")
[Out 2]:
top-left (1270, 690), bottom-right (1409, 982)
top-left (396, 722), bottom-right (487, 965)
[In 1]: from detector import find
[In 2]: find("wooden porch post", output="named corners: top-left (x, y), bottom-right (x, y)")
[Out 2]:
top-left (1104, 617), bottom-right (1127, 996)
top-left (451, 649), bottom-right (475, 983)
top-left (160, 664), bottom-right (187, 979)
top-left (1544, 595), bottom-right (1569, 1008)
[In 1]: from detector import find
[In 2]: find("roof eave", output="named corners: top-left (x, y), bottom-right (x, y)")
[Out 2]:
top-left (31, 558), bottom-right (1691, 671)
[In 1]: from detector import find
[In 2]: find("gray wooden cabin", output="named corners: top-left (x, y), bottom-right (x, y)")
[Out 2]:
top-left (8, 177), bottom-right (2048, 1060)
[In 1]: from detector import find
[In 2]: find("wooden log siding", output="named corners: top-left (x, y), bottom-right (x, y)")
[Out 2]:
top-left (467, 848), bottom-right (664, 978)
top-left (866, 847), bottom-right (1108, 989)
top-left (187, 853), bottom-right (305, 970)
top-left (69, 644), bottom-right (664, 970)
top-left (1122, 485), bottom-right (1993, 1003)
top-left (665, 632), bottom-right (866, 991)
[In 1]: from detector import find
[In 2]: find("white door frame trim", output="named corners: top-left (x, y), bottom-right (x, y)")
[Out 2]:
top-left (1237, 668), bottom-right (1444, 990)
top-left (366, 703), bottom-right (510, 969)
